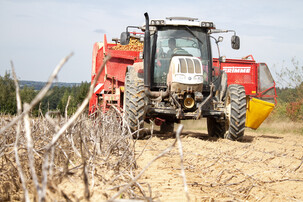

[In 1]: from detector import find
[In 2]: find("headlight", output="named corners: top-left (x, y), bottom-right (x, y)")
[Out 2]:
top-left (193, 75), bottom-right (203, 82)
top-left (175, 74), bottom-right (186, 82)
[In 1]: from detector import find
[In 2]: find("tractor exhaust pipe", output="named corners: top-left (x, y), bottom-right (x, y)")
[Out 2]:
top-left (144, 12), bottom-right (151, 88)
top-left (143, 12), bottom-right (169, 99)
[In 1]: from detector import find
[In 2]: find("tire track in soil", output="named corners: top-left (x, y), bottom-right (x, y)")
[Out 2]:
top-left (135, 129), bottom-right (303, 201)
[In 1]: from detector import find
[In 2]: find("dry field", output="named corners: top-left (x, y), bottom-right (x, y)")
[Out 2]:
top-left (1, 113), bottom-right (303, 201)
top-left (0, 110), bottom-right (140, 201)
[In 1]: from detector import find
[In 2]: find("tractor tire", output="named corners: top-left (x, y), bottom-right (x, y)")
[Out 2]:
top-left (207, 117), bottom-right (226, 138)
top-left (160, 122), bottom-right (174, 134)
top-left (225, 84), bottom-right (246, 141)
top-left (124, 68), bottom-right (145, 138)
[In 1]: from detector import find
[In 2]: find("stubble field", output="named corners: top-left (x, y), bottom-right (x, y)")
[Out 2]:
top-left (1, 113), bottom-right (303, 201)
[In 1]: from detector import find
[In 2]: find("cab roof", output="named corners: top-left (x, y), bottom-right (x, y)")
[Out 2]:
top-left (150, 17), bottom-right (215, 29)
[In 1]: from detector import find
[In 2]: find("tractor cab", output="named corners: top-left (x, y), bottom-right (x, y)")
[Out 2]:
top-left (150, 21), bottom-right (212, 91)
top-left (147, 17), bottom-right (239, 93)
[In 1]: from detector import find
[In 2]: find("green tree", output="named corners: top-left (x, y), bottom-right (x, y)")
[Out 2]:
top-left (275, 58), bottom-right (303, 121)
top-left (20, 85), bottom-right (37, 103)
top-left (75, 82), bottom-right (89, 104)
top-left (20, 85), bottom-right (38, 116)
top-left (40, 86), bottom-right (67, 113)
top-left (0, 72), bottom-right (16, 114)
top-left (58, 89), bottom-right (72, 115)
top-left (57, 82), bottom-right (90, 116)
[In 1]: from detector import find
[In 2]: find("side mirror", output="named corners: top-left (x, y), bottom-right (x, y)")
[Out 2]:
top-left (231, 35), bottom-right (240, 50)
top-left (120, 32), bottom-right (130, 45)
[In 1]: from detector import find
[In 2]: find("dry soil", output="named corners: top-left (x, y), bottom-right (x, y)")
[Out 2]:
top-left (134, 126), bottom-right (303, 201)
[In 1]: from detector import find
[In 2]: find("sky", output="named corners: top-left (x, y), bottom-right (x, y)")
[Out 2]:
top-left (0, 0), bottom-right (303, 84)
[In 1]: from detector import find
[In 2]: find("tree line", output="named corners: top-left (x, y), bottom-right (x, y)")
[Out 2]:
top-left (0, 72), bottom-right (89, 116)
top-left (271, 59), bottom-right (303, 121)
top-left (272, 85), bottom-right (303, 121)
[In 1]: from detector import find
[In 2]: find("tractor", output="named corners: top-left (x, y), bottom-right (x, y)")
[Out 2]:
top-left (89, 12), bottom-right (276, 140)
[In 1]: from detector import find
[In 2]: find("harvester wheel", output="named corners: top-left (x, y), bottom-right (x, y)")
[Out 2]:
top-left (160, 122), bottom-right (174, 134)
top-left (207, 117), bottom-right (225, 138)
top-left (225, 84), bottom-right (246, 141)
top-left (124, 68), bottom-right (145, 138)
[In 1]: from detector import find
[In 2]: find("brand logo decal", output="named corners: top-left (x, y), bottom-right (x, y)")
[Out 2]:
top-left (223, 66), bottom-right (251, 73)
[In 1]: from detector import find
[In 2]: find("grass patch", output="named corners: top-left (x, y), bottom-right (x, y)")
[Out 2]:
top-left (249, 119), bottom-right (303, 135)
top-left (146, 118), bottom-right (303, 136)
top-left (182, 118), bottom-right (303, 136)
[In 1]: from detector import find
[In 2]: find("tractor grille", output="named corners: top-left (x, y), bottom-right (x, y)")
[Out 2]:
top-left (178, 58), bottom-right (202, 74)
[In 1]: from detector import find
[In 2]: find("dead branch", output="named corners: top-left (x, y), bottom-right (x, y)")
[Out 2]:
top-left (11, 61), bottom-right (30, 202)
top-left (23, 103), bottom-right (41, 199)
top-left (176, 125), bottom-right (190, 202)
top-left (65, 95), bottom-right (71, 120)
top-left (294, 156), bottom-right (303, 172)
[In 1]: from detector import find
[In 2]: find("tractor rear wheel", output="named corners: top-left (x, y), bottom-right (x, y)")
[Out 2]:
top-left (124, 68), bottom-right (145, 138)
top-left (225, 84), bottom-right (246, 141)
top-left (207, 117), bottom-right (226, 138)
